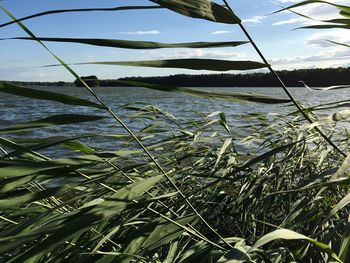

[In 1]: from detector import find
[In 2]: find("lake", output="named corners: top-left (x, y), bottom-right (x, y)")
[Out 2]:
top-left (1, 86), bottom-right (349, 155)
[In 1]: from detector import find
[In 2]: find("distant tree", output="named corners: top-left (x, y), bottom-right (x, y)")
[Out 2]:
top-left (74, 75), bottom-right (100, 87)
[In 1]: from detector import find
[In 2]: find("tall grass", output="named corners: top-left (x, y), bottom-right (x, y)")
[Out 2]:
top-left (0, 0), bottom-right (349, 262)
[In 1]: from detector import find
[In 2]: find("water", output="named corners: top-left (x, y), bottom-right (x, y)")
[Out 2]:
top-left (0, 86), bottom-right (349, 154)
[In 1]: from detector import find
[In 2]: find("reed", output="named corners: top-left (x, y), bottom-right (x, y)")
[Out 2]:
top-left (0, 0), bottom-right (349, 262)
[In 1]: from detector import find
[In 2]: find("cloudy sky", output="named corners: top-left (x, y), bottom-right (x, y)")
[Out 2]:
top-left (0, 0), bottom-right (349, 81)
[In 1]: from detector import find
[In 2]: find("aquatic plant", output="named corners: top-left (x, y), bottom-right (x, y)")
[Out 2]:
top-left (0, 0), bottom-right (349, 262)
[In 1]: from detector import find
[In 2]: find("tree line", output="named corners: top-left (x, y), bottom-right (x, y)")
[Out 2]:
top-left (102, 67), bottom-right (350, 87)
top-left (11, 67), bottom-right (349, 88)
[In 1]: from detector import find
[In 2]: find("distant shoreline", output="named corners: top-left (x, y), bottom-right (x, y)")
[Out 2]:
top-left (8, 67), bottom-right (350, 88)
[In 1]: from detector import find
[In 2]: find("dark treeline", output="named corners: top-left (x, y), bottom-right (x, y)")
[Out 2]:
top-left (10, 67), bottom-right (350, 87)
top-left (11, 81), bottom-right (74, 87)
top-left (101, 67), bottom-right (350, 87)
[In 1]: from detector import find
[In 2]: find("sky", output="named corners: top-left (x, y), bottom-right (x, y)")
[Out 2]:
top-left (0, 0), bottom-right (349, 82)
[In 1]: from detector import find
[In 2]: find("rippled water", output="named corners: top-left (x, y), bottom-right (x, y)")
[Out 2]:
top-left (0, 86), bottom-right (349, 153)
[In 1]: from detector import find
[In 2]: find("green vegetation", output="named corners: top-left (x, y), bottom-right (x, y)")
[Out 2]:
top-left (0, 0), bottom-right (349, 262)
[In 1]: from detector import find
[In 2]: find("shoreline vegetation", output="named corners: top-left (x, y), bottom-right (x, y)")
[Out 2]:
top-left (9, 67), bottom-right (350, 88)
top-left (1, 0), bottom-right (350, 262)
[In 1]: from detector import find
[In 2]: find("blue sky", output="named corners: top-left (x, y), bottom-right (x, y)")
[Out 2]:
top-left (0, 0), bottom-right (349, 81)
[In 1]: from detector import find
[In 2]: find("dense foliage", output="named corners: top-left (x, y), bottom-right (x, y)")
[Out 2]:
top-left (0, 0), bottom-right (349, 262)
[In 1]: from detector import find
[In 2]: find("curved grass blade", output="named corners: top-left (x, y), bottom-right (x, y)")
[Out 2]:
top-left (0, 82), bottom-right (107, 109)
top-left (276, 0), bottom-right (350, 16)
top-left (116, 80), bottom-right (291, 104)
top-left (2, 37), bottom-right (249, 49)
top-left (340, 229), bottom-right (350, 263)
top-left (2, 135), bottom-right (96, 159)
top-left (250, 229), bottom-right (342, 262)
top-left (0, 114), bottom-right (106, 134)
top-left (290, 99), bottom-right (350, 114)
top-left (201, 140), bottom-right (300, 190)
top-left (300, 81), bottom-right (350, 91)
top-left (298, 24), bottom-right (350, 30)
top-left (304, 109), bottom-right (350, 129)
top-left (276, 7), bottom-right (350, 30)
top-left (0, 5), bottom-right (163, 29)
top-left (218, 247), bottom-right (250, 263)
top-left (328, 40), bottom-right (350, 48)
top-left (329, 193), bottom-right (350, 218)
top-left (323, 18), bottom-right (350, 25)
top-left (64, 59), bottom-right (268, 71)
top-left (0, 155), bottom-right (103, 178)
top-left (333, 154), bottom-right (350, 179)
top-left (0, 137), bottom-right (47, 161)
top-left (0, 187), bottom-right (61, 209)
top-left (150, 0), bottom-right (241, 24)
top-left (143, 215), bottom-right (198, 251)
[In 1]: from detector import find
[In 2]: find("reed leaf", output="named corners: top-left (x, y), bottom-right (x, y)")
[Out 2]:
top-left (250, 229), bottom-right (341, 262)
top-left (0, 82), bottom-right (107, 109)
top-left (0, 6), bottom-right (164, 29)
top-left (329, 193), bottom-right (350, 218)
top-left (115, 80), bottom-right (291, 104)
top-left (143, 214), bottom-right (198, 251)
top-left (278, 0), bottom-right (350, 16)
top-left (333, 154), bottom-right (350, 178)
top-left (2, 37), bottom-right (249, 49)
top-left (300, 81), bottom-right (350, 91)
top-left (218, 247), bottom-right (250, 263)
top-left (0, 114), bottom-right (106, 134)
top-left (0, 187), bottom-right (61, 208)
top-left (305, 109), bottom-right (350, 129)
top-left (0, 156), bottom-right (99, 178)
top-left (339, 230), bottom-right (350, 263)
top-left (277, 0), bottom-right (350, 30)
top-left (299, 24), bottom-right (350, 30)
top-left (150, 0), bottom-right (240, 24)
top-left (54, 58), bottom-right (268, 71)
top-left (0, 137), bottom-right (47, 160)
top-left (328, 40), bottom-right (350, 48)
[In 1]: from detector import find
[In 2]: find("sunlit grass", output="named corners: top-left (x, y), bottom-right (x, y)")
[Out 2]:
top-left (0, 0), bottom-right (349, 262)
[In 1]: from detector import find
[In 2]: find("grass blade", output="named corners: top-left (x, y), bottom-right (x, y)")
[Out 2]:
top-left (250, 229), bottom-right (342, 262)
top-left (150, 0), bottom-right (241, 24)
top-left (2, 37), bottom-right (249, 49)
top-left (62, 59), bottom-right (268, 71)
top-left (0, 5), bottom-right (163, 29)
top-left (115, 80), bottom-right (291, 104)
top-left (0, 114), bottom-right (106, 134)
top-left (300, 81), bottom-right (350, 91)
top-left (0, 82), bottom-right (107, 109)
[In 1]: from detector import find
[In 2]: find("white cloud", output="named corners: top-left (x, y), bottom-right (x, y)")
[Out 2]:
top-left (273, 0), bottom-right (299, 3)
top-left (270, 47), bottom-right (350, 69)
top-left (272, 17), bottom-right (304, 26)
top-left (242, 16), bottom-right (266, 24)
top-left (118, 30), bottom-right (160, 35)
top-left (211, 30), bottom-right (233, 35)
top-left (147, 49), bottom-right (250, 60)
top-left (306, 30), bottom-right (350, 47)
